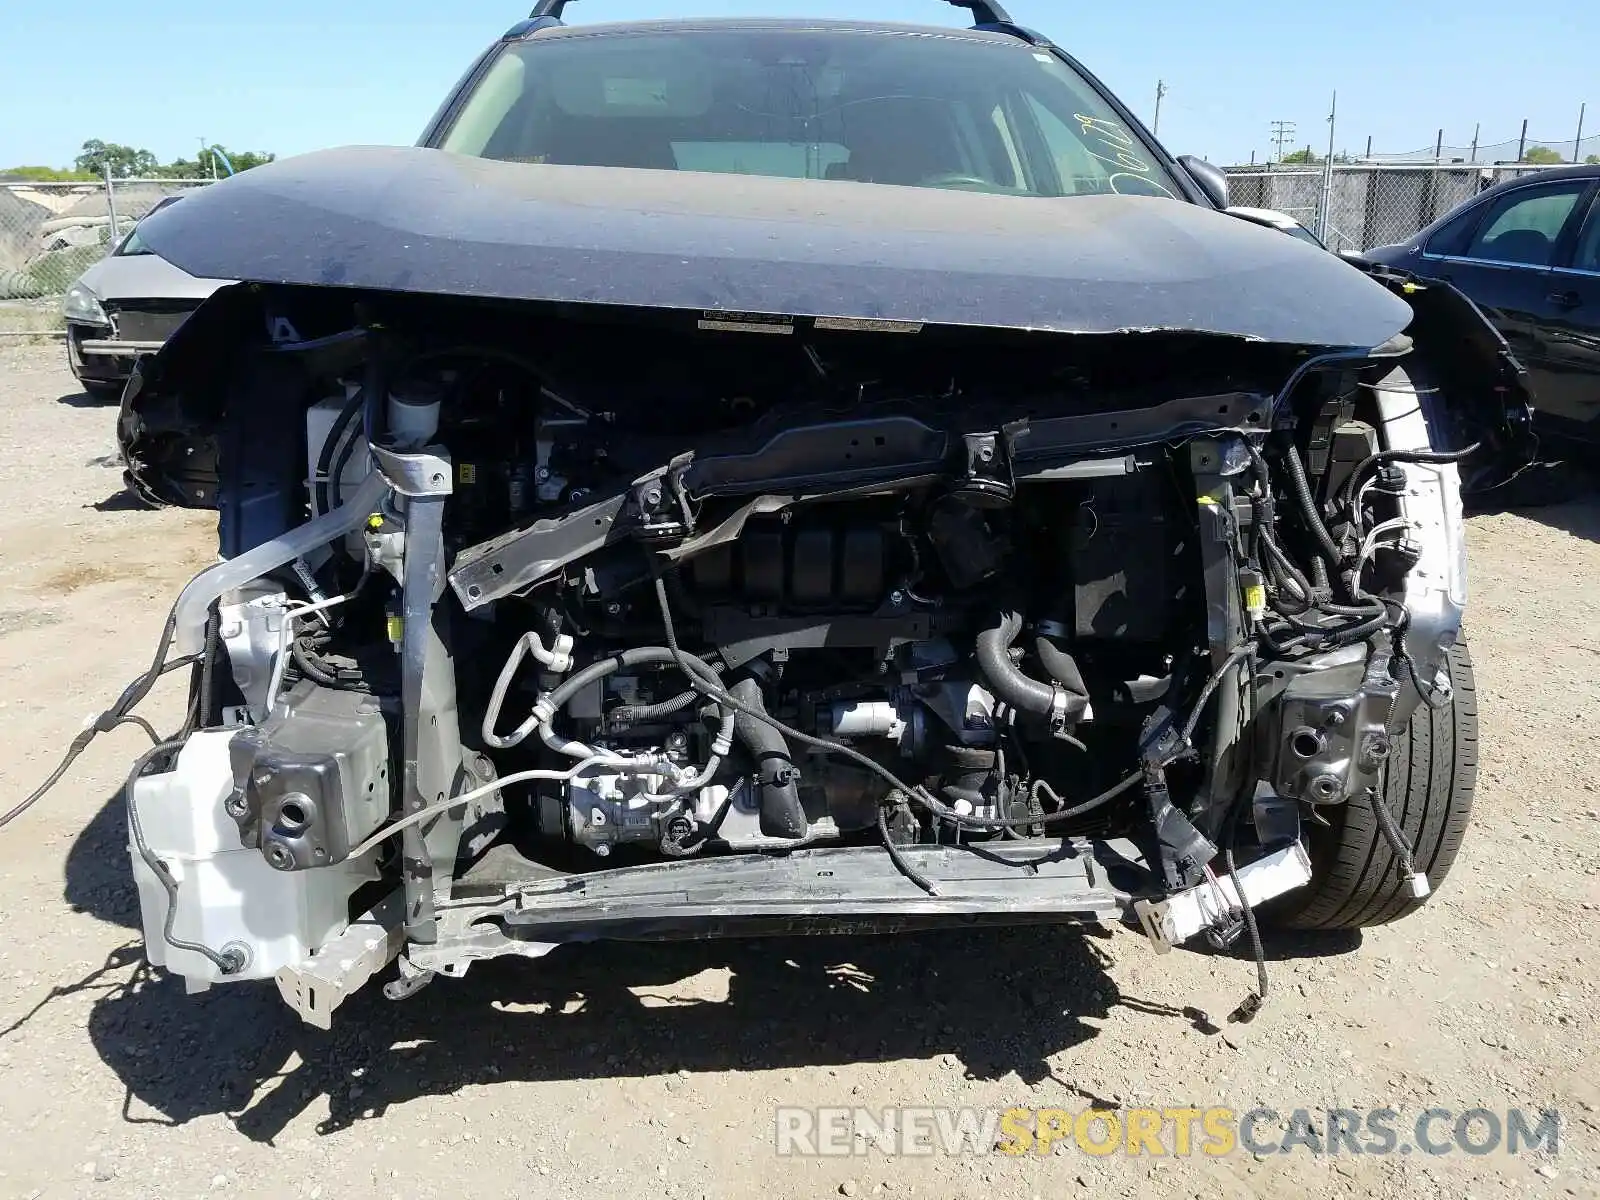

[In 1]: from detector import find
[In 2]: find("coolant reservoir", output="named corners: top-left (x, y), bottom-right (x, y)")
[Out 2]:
top-left (128, 731), bottom-right (375, 989)
top-left (305, 385), bottom-right (370, 516)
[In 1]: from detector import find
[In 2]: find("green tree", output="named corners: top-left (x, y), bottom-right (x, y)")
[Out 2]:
top-left (1521, 145), bottom-right (1564, 165)
top-left (0, 165), bottom-right (96, 181)
top-left (1280, 148), bottom-right (1321, 164)
top-left (158, 146), bottom-right (277, 178)
top-left (1586, 154), bottom-right (1600, 165)
top-left (73, 139), bottom-right (159, 178)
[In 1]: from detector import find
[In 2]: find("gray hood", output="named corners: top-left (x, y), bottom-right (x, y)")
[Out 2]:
top-left (137, 145), bottom-right (1413, 348)
top-left (77, 249), bottom-right (227, 304)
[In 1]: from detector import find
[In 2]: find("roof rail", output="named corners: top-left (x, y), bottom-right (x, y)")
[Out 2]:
top-left (945, 0), bottom-right (1015, 24)
top-left (529, 3), bottom-right (1024, 32)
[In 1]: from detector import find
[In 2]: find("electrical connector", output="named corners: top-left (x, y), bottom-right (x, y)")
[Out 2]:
top-left (1239, 567), bottom-right (1267, 621)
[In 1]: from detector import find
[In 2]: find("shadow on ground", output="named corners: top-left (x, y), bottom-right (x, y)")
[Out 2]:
top-left (84, 927), bottom-right (1119, 1143)
top-left (90, 489), bottom-right (156, 513)
top-left (58, 783), bottom-right (1364, 1145)
top-left (63, 791), bottom-right (141, 930)
top-left (1467, 459), bottom-right (1600, 544)
top-left (56, 388), bottom-right (120, 409)
top-left (59, 787), bottom-right (1127, 1139)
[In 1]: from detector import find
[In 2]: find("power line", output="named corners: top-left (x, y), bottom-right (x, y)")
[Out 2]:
top-left (1269, 120), bottom-right (1297, 164)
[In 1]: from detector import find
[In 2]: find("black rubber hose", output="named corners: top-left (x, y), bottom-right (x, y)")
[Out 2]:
top-left (651, 571), bottom-right (1143, 834)
top-left (975, 610), bottom-right (1059, 718)
top-left (1280, 443), bottom-right (1344, 572)
top-left (1178, 645), bottom-right (1256, 748)
top-left (1339, 443), bottom-right (1482, 511)
top-left (328, 418), bottom-right (367, 512)
top-left (314, 390), bottom-right (365, 517)
top-left (1033, 633), bottom-right (1089, 701)
top-left (1259, 531), bottom-right (1314, 613)
top-left (1030, 771), bottom-right (1145, 823)
top-left (291, 637), bottom-right (343, 687)
top-left (877, 805), bottom-right (939, 896)
top-left (196, 604), bottom-right (220, 732)
top-left (1310, 556), bottom-right (1332, 596)
top-left (730, 678), bottom-right (808, 839)
top-left (1317, 612), bottom-right (1392, 648)
top-left (610, 690), bottom-right (700, 727)
top-left (544, 645), bottom-right (720, 713)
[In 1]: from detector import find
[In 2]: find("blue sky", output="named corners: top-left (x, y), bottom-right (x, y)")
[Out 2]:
top-left (1, 1), bottom-right (1593, 168)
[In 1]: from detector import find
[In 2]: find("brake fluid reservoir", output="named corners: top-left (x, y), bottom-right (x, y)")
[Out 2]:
top-left (387, 381), bottom-right (442, 448)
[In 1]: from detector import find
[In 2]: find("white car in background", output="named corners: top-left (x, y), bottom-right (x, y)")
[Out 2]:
top-left (1225, 205), bottom-right (1327, 249)
top-left (62, 196), bottom-right (227, 401)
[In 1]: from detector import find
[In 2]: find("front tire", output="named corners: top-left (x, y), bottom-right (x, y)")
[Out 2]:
top-left (1272, 641), bottom-right (1479, 930)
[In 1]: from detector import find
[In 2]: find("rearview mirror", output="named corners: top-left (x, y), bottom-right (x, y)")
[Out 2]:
top-left (1176, 155), bottom-right (1229, 210)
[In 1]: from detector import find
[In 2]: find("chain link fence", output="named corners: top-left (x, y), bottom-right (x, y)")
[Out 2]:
top-left (0, 176), bottom-right (214, 337)
top-left (1224, 163), bottom-right (1550, 255)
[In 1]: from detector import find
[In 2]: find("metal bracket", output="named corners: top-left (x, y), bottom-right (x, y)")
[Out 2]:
top-left (393, 453), bottom-right (459, 946)
top-left (1189, 438), bottom-right (1254, 837)
top-left (382, 966), bottom-right (436, 1002)
top-left (275, 893), bottom-right (404, 1029)
top-left (1134, 843), bottom-right (1312, 953)
top-left (404, 923), bottom-right (562, 979)
top-left (957, 431), bottom-right (1014, 504)
top-left (371, 444), bottom-right (453, 498)
top-left (632, 472), bottom-right (687, 540)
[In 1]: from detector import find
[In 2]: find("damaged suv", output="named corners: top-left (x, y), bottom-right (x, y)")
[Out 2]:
top-left (83, 3), bottom-right (1529, 1025)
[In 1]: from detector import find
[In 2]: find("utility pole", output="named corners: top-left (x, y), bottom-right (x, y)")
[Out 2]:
top-left (1364, 135), bottom-right (1372, 160)
top-left (1576, 103), bottom-right (1587, 163)
top-left (1434, 129), bottom-right (1444, 161)
top-left (1470, 123), bottom-right (1480, 163)
top-left (103, 162), bottom-right (120, 245)
top-left (1153, 80), bottom-right (1168, 137)
top-left (1269, 120), bottom-right (1297, 164)
top-left (1518, 119), bottom-right (1529, 163)
top-left (1318, 91), bottom-right (1337, 244)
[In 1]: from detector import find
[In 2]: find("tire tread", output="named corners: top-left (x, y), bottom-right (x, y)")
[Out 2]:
top-left (1276, 641), bottom-right (1478, 930)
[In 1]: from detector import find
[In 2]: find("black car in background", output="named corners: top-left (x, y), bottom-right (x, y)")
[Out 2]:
top-left (1365, 165), bottom-right (1600, 446)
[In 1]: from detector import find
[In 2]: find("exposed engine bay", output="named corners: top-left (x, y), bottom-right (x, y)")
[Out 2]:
top-left (92, 278), bottom-right (1528, 1025)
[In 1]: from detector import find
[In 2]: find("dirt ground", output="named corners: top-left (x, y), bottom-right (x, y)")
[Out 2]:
top-left (0, 341), bottom-right (1597, 1200)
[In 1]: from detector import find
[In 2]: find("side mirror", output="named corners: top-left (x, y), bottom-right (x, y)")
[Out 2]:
top-left (1176, 155), bottom-right (1229, 210)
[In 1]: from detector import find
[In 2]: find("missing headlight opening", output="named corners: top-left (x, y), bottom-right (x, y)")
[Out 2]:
top-left (18, 269), bottom-right (1530, 1027)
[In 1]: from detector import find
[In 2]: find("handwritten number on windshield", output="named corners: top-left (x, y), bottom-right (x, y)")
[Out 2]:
top-left (1073, 113), bottom-right (1177, 198)
top-left (1073, 114), bottom-right (1151, 173)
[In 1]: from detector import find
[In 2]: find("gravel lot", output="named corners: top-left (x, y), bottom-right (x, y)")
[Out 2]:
top-left (1, 341), bottom-right (1597, 1199)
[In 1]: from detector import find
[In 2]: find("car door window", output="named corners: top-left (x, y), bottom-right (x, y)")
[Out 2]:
top-left (1459, 183), bottom-right (1587, 267)
top-left (1572, 200), bottom-right (1600, 273)
top-left (1424, 204), bottom-right (1483, 257)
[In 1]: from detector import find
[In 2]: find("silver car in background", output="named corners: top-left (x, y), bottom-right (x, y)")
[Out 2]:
top-left (63, 197), bottom-right (226, 401)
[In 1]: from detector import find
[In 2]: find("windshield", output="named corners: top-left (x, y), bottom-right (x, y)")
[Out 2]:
top-left (1284, 224), bottom-right (1325, 249)
top-left (436, 28), bottom-right (1183, 201)
top-left (116, 225), bottom-right (154, 257)
top-left (115, 196), bottom-right (184, 256)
